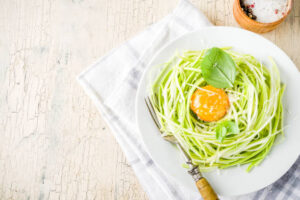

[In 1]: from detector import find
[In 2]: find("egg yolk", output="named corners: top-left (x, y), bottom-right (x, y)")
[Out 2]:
top-left (190, 85), bottom-right (230, 122)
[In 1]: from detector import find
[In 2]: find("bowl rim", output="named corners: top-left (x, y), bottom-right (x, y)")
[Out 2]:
top-left (235, 0), bottom-right (293, 26)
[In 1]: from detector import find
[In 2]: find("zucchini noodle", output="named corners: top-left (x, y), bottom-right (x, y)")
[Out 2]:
top-left (150, 48), bottom-right (284, 172)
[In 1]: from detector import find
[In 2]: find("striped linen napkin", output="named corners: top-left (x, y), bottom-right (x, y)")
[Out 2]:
top-left (78, 0), bottom-right (300, 199)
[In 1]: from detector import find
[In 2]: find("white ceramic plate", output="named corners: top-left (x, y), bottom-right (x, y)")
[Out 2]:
top-left (136, 26), bottom-right (300, 196)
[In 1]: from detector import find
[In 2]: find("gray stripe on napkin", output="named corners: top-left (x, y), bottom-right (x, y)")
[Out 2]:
top-left (265, 157), bottom-right (300, 200)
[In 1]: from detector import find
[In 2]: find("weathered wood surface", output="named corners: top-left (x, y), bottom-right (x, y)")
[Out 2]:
top-left (0, 0), bottom-right (299, 199)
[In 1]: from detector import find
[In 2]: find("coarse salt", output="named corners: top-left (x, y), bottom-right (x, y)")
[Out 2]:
top-left (242, 0), bottom-right (288, 23)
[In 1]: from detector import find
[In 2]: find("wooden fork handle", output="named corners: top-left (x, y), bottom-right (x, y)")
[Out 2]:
top-left (196, 177), bottom-right (219, 200)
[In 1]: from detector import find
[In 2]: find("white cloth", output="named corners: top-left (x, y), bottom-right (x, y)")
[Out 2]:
top-left (78, 0), bottom-right (300, 199)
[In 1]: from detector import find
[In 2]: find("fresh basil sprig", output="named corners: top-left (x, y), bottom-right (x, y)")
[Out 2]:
top-left (201, 47), bottom-right (237, 88)
top-left (216, 120), bottom-right (240, 143)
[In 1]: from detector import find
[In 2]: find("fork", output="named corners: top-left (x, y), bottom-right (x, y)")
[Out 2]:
top-left (145, 97), bottom-right (219, 200)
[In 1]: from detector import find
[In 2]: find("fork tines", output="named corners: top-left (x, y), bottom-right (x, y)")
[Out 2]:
top-left (145, 97), bottom-right (161, 129)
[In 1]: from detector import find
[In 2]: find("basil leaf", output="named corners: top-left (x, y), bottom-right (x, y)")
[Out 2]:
top-left (201, 47), bottom-right (236, 88)
top-left (216, 126), bottom-right (227, 143)
top-left (224, 121), bottom-right (240, 135)
top-left (216, 121), bottom-right (239, 142)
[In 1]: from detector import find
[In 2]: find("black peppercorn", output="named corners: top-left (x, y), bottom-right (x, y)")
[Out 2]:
top-left (240, 0), bottom-right (257, 21)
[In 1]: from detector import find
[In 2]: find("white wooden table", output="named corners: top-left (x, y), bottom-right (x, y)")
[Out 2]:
top-left (0, 0), bottom-right (299, 199)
